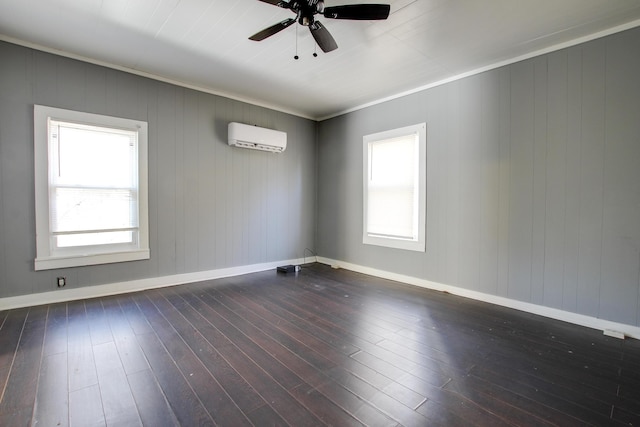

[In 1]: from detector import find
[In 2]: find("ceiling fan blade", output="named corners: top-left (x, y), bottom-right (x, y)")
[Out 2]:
top-left (310, 21), bottom-right (338, 53)
top-left (249, 18), bottom-right (296, 41)
top-left (323, 4), bottom-right (390, 20)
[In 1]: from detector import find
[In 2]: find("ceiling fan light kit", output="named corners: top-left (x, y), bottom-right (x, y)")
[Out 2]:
top-left (249, 0), bottom-right (390, 53)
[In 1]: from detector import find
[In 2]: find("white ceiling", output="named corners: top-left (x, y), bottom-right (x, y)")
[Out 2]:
top-left (1, 0), bottom-right (640, 120)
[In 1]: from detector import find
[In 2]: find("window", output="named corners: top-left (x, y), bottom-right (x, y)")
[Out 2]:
top-left (34, 105), bottom-right (149, 270)
top-left (363, 123), bottom-right (426, 251)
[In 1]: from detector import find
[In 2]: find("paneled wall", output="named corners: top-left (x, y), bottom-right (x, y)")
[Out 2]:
top-left (317, 27), bottom-right (640, 326)
top-left (0, 41), bottom-right (316, 298)
top-left (2, 27), bottom-right (640, 328)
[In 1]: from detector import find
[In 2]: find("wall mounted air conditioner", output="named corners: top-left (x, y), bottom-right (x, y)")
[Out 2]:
top-left (228, 122), bottom-right (287, 153)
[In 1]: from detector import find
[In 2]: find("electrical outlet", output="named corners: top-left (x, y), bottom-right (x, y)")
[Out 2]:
top-left (57, 277), bottom-right (66, 288)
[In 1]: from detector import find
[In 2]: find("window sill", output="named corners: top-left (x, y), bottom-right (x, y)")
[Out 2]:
top-left (35, 249), bottom-right (150, 271)
top-left (363, 235), bottom-right (425, 252)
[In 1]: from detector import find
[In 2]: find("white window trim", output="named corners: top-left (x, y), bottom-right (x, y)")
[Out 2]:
top-left (34, 105), bottom-right (149, 271)
top-left (363, 123), bottom-right (426, 252)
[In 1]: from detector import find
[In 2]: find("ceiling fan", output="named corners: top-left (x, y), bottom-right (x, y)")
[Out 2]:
top-left (249, 0), bottom-right (391, 53)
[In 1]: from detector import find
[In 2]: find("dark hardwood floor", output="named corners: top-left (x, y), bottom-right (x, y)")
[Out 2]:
top-left (0, 263), bottom-right (639, 426)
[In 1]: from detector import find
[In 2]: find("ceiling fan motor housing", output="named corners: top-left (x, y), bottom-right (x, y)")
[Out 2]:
top-left (294, 0), bottom-right (324, 26)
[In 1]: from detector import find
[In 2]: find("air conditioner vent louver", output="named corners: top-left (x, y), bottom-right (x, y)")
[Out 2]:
top-left (228, 122), bottom-right (287, 153)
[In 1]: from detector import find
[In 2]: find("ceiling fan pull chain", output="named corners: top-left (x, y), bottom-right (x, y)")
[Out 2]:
top-left (294, 23), bottom-right (299, 60)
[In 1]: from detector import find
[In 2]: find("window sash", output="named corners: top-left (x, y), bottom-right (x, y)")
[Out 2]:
top-left (49, 186), bottom-right (138, 234)
top-left (367, 134), bottom-right (419, 240)
top-left (47, 119), bottom-right (140, 251)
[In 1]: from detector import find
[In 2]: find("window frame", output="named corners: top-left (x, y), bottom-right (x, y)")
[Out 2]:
top-left (363, 123), bottom-right (426, 252)
top-left (34, 105), bottom-right (149, 271)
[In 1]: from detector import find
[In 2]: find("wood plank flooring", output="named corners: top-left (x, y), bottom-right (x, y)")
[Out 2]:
top-left (0, 263), bottom-right (639, 426)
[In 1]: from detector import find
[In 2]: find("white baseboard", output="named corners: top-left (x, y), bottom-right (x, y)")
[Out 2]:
top-left (317, 257), bottom-right (640, 340)
top-left (0, 257), bottom-right (314, 311)
top-left (5, 255), bottom-right (637, 340)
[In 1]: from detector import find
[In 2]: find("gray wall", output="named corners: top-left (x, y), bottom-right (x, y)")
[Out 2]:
top-left (317, 27), bottom-right (640, 327)
top-left (0, 41), bottom-right (316, 298)
top-left (2, 26), bottom-right (640, 328)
